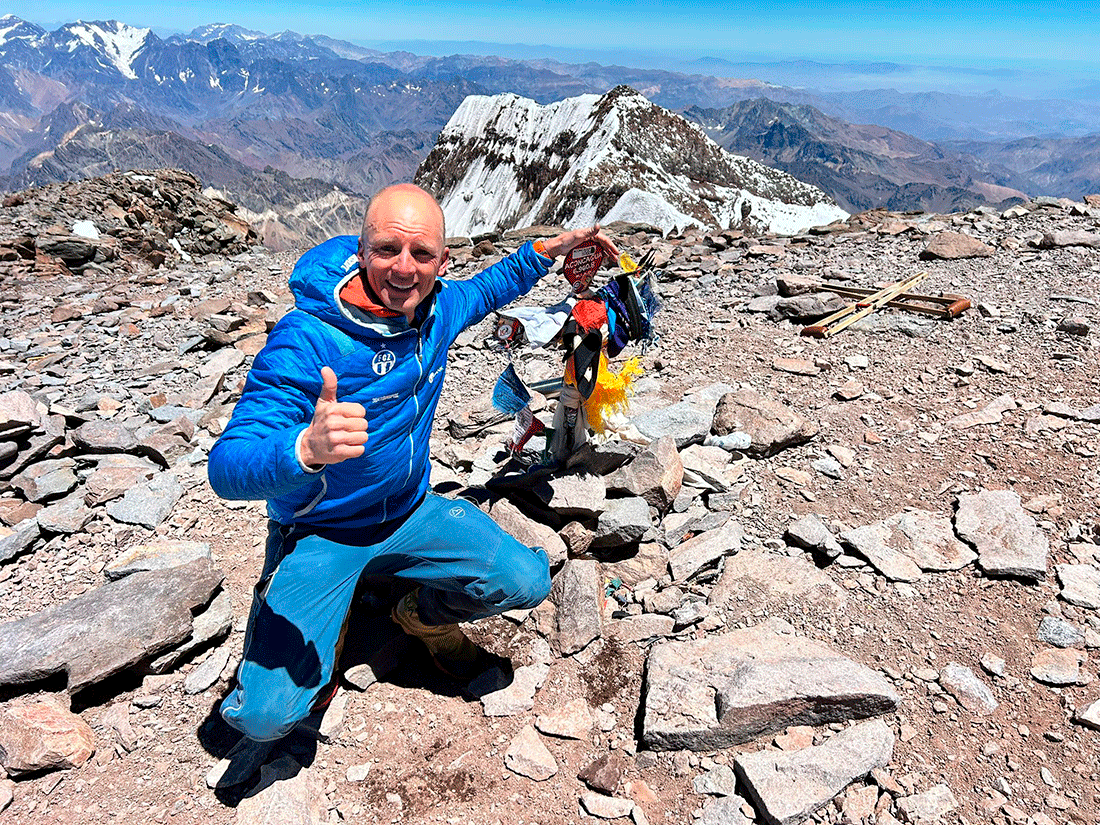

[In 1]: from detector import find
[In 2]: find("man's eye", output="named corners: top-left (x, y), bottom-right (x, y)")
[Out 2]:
top-left (413, 250), bottom-right (435, 262)
top-left (375, 246), bottom-right (398, 256)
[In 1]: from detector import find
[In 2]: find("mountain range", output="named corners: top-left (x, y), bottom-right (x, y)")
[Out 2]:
top-left (0, 15), bottom-right (1097, 244)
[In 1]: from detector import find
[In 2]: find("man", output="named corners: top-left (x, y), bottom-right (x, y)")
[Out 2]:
top-left (207, 183), bottom-right (618, 756)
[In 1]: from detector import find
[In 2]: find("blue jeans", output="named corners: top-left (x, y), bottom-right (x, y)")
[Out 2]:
top-left (220, 493), bottom-right (550, 741)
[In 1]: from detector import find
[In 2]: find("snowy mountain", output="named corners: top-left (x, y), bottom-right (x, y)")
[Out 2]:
top-left (417, 86), bottom-right (848, 237)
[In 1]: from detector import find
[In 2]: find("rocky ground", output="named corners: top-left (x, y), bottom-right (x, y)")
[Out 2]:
top-left (0, 175), bottom-right (1098, 825)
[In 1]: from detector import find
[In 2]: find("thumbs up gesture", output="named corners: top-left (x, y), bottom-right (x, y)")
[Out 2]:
top-left (299, 366), bottom-right (369, 467)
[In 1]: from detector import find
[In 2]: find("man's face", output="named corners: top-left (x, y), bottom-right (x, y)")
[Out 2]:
top-left (358, 189), bottom-right (449, 322)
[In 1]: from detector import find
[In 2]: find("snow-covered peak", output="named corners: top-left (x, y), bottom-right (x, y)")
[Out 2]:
top-left (58, 20), bottom-right (151, 80)
top-left (0, 15), bottom-right (46, 47)
top-left (187, 23), bottom-right (267, 44)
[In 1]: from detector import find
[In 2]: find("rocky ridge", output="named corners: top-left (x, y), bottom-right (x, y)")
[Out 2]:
top-left (0, 175), bottom-right (1098, 825)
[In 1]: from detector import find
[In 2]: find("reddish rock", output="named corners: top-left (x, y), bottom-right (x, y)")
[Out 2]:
top-left (919, 231), bottom-right (994, 260)
top-left (0, 699), bottom-right (95, 776)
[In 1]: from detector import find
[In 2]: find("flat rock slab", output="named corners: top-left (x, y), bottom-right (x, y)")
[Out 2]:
top-left (734, 719), bottom-right (894, 825)
top-left (104, 539), bottom-right (212, 580)
top-left (1031, 648), bottom-right (1088, 686)
top-left (785, 513), bottom-right (843, 558)
top-left (642, 624), bottom-right (899, 750)
top-left (947, 394), bottom-right (1016, 429)
top-left (1056, 564), bottom-right (1100, 609)
top-left (895, 783), bottom-right (958, 823)
top-left (489, 499), bottom-right (567, 567)
top-left (536, 697), bottom-right (595, 740)
top-left (593, 496), bottom-right (651, 548)
top-left (0, 698), bottom-right (96, 776)
top-left (712, 389), bottom-right (819, 458)
top-left (236, 754), bottom-right (325, 825)
top-left (106, 472), bottom-right (184, 528)
top-left (631, 400), bottom-right (714, 449)
top-left (0, 557), bottom-right (223, 693)
top-left (551, 559), bottom-right (603, 655)
top-left (841, 509), bottom-right (975, 581)
top-left (504, 724), bottom-right (557, 781)
top-left (955, 490), bottom-right (1048, 579)
top-left (939, 663), bottom-right (997, 714)
top-left (708, 549), bottom-right (847, 618)
top-left (0, 517), bottom-right (40, 564)
top-left (919, 231), bottom-right (994, 259)
top-left (477, 662), bottom-right (550, 717)
top-left (605, 435), bottom-right (682, 511)
top-left (668, 516), bottom-right (743, 582)
top-left (536, 473), bottom-right (606, 520)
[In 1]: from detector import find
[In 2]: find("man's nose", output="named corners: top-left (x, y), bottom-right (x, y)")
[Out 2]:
top-left (394, 248), bottom-right (416, 274)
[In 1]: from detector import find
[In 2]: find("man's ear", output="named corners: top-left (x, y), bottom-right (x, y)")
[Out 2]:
top-left (438, 247), bottom-right (450, 278)
top-left (357, 237), bottom-right (366, 267)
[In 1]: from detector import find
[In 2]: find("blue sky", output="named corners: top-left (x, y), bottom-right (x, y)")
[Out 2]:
top-left (8, 1), bottom-right (1100, 66)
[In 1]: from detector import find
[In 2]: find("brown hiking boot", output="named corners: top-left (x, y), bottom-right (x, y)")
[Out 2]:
top-left (391, 588), bottom-right (484, 680)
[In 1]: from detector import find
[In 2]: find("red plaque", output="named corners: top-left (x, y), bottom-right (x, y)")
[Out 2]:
top-left (562, 242), bottom-right (603, 293)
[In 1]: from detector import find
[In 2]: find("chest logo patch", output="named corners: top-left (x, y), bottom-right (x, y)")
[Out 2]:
top-left (449, 506), bottom-right (465, 519)
top-left (372, 349), bottom-right (396, 376)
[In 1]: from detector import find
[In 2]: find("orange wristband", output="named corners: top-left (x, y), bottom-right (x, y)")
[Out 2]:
top-left (533, 239), bottom-right (552, 259)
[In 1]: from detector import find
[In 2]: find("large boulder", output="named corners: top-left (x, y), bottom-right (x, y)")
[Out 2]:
top-left (712, 389), bottom-right (818, 458)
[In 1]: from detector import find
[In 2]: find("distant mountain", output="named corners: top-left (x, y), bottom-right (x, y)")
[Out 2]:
top-left (684, 98), bottom-right (1030, 212)
top-left (416, 86), bottom-right (847, 237)
top-left (943, 135), bottom-right (1100, 201)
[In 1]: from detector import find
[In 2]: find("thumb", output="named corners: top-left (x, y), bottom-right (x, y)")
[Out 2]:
top-left (318, 366), bottom-right (338, 404)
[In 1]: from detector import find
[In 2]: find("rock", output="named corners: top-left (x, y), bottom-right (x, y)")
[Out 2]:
top-left (1074, 698), bottom-right (1100, 730)
top-left (0, 558), bottom-right (224, 693)
top-left (707, 549), bottom-right (847, 618)
top-left (36, 492), bottom-right (93, 534)
top-left (1057, 317), bottom-right (1090, 336)
top-left (699, 795), bottom-right (754, 825)
top-left (536, 697), bottom-right (595, 740)
top-left (10, 458), bottom-right (78, 502)
top-left (679, 444), bottom-right (742, 492)
top-left (947, 394), bottom-right (1016, 429)
top-left (0, 517), bottom-right (40, 563)
top-left (477, 662), bottom-right (550, 716)
top-left (104, 539), bottom-right (212, 580)
top-left (1030, 648), bottom-right (1088, 686)
top-left (735, 719), bottom-right (894, 825)
top-left (1038, 615), bottom-right (1085, 648)
top-left (834, 378), bottom-right (864, 401)
top-left (106, 472), bottom-right (184, 528)
top-left (693, 764), bottom-right (737, 796)
top-left (632, 400), bottom-right (713, 448)
top-left (1056, 564), bottom-right (1100, 609)
top-left (938, 663), bottom-right (997, 714)
top-left (235, 755), bottom-right (325, 825)
top-left (593, 496), bottom-right (652, 548)
top-left (919, 231), bottom-right (994, 259)
top-left (345, 763), bottom-right (371, 782)
top-left (578, 751), bottom-right (626, 793)
top-left (145, 587), bottom-right (234, 673)
top-left (0, 779), bottom-right (11, 812)
top-left (199, 347), bottom-right (245, 378)
top-left (712, 389), bottom-right (819, 457)
top-left (1037, 230), bottom-right (1100, 249)
top-left (642, 624), bottom-right (899, 750)
top-left (0, 390), bottom-right (44, 438)
top-left (812, 457), bottom-right (843, 479)
top-left (668, 516), bottom-right (743, 582)
top-left (895, 783), bottom-right (958, 823)
top-left (551, 559), bottom-right (603, 654)
top-left (71, 419), bottom-right (140, 453)
top-left (490, 499), bottom-right (567, 567)
top-left (0, 698), bottom-right (96, 776)
top-left (955, 490), bottom-right (1048, 579)
top-left (772, 357), bottom-right (819, 376)
top-left (504, 724), bottom-right (557, 781)
top-left (608, 613), bottom-right (676, 644)
top-left (785, 513), bottom-right (843, 558)
top-left (100, 702), bottom-right (138, 752)
top-left (606, 435), bottom-right (682, 511)
top-left (579, 792), bottom-right (636, 820)
top-left (183, 647), bottom-right (231, 694)
top-left (841, 509), bottom-right (975, 581)
top-left (538, 473), bottom-right (606, 520)
top-left (567, 441), bottom-right (642, 475)
top-left (82, 455), bottom-right (160, 506)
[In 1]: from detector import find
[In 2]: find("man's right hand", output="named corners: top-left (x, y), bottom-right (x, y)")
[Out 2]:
top-left (299, 366), bottom-right (369, 468)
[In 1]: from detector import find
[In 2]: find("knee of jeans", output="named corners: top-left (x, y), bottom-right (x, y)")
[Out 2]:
top-left (496, 545), bottom-right (551, 610)
top-left (221, 693), bottom-right (304, 742)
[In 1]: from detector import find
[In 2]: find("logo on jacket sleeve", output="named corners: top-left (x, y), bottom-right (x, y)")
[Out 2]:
top-left (372, 349), bottom-right (396, 375)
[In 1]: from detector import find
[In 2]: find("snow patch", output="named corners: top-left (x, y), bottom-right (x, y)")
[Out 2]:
top-left (65, 20), bottom-right (150, 80)
top-left (598, 189), bottom-right (702, 235)
top-left (71, 220), bottom-right (99, 239)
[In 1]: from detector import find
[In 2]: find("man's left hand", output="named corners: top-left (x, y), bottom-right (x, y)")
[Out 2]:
top-left (541, 225), bottom-right (619, 263)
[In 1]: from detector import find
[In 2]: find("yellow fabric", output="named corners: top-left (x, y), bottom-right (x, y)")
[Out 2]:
top-left (583, 354), bottom-right (643, 434)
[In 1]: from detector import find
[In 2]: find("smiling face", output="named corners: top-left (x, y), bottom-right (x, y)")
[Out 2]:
top-left (357, 184), bottom-right (449, 322)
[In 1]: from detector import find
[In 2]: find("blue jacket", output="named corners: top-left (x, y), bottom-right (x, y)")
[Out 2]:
top-left (207, 235), bottom-right (552, 528)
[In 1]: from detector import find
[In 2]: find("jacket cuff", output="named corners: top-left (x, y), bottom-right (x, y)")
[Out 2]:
top-left (294, 428), bottom-right (324, 474)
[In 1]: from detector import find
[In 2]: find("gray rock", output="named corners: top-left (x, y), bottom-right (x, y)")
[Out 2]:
top-left (593, 496), bottom-right (652, 548)
top-left (603, 541), bottom-right (670, 588)
top-left (10, 458), bottom-right (78, 502)
top-left (105, 539), bottom-right (212, 580)
top-left (537, 473), bottom-right (606, 520)
top-left (0, 517), bottom-right (40, 563)
top-left (785, 513), bottom-right (843, 559)
top-left (812, 457), bottom-right (843, 479)
top-left (145, 588), bottom-right (234, 673)
top-left (842, 509), bottom-right (975, 581)
top-left (183, 647), bottom-right (231, 694)
top-left (504, 725), bottom-right (557, 781)
top-left (895, 783), bottom-right (958, 823)
top-left (36, 492), bottom-right (92, 534)
top-left (1038, 230), bottom-right (1100, 249)
top-left (939, 663), bottom-right (997, 714)
top-left (579, 792), bottom-right (635, 820)
top-left (235, 755), bottom-right (325, 825)
top-left (0, 558), bottom-right (224, 693)
top-left (699, 795), bottom-right (754, 825)
top-left (712, 389), bottom-right (819, 458)
top-left (1038, 615), bottom-right (1085, 648)
top-left (642, 624), bottom-right (899, 750)
top-left (535, 697), bottom-right (594, 740)
top-left (694, 764), bottom-right (737, 796)
top-left (955, 490), bottom-right (1048, 579)
top-left (1074, 698), bottom-right (1100, 730)
top-left (840, 522), bottom-right (923, 582)
top-left (490, 499), bottom-right (567, 567)
top-left (919, 231), bottom-right (994, 259)
top-left (107, 472), bottom-right (184, 528)
top-left (679, 444), bottom-right (740, 492)
top-left (200, 347), bottom-right (245, 378)
top-left (477, 662), bottom-right (550, 716)
top-left (551, 559), bottom-right (602, 655)
top-left (566, 440), bottom-right (642, 475)
top-left (734, 719), bottom-right (894, 825)
top-left (632, 400), bottom-right (713, 448)
top-left (71, 419), bottom-right (141, 453)
top-left (605, 435), bottom-right (682, 511)
top-left (668, 516), bottom-right (743, 582)
top-left (708, 549), bottom-right (847, 619)
top-left (1056, 564), bottom-right (1100, 609)
top-left (608, 613), bottom-right (676, 644)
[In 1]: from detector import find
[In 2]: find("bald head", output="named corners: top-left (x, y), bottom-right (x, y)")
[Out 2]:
top-left (361, 183), bottom-right (446, 251)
